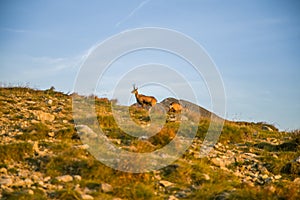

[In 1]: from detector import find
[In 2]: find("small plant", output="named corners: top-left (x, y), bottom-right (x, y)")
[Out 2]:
top-left (16, 122), bottom-right (50, 141)
top-left (0, 142), bottom-right (33, 162)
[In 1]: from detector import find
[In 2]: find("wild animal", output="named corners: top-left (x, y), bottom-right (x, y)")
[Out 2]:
top-left (131, 85), bottom-right (157, 108)
top-left (169, 102), bottom-right (182, 113)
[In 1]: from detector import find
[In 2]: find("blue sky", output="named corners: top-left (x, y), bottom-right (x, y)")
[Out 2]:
top-left (0, 0), bottom-right (299, 130)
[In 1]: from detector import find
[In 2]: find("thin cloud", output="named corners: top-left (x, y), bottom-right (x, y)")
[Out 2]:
top-left (22, 50), bottom-right (90, 78)
top-left (0, 27), bottom-right (31, 33)
top-left (115, 0), bottom-right (151, 27)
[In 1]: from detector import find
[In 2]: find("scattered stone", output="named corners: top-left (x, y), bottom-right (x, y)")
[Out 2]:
top-left (0, 168), bottom-right (7, 174)
top-left (81, 194), bottom-right (94, 200)
top-left (27, 189), bottom-right (34, 195)
top-left (33, 141), bottom-right (40, 153)
top-left (260, 174), bottom-right (268, 180)
top-left (168, 195), bottom-right (179, 200)
top-left (0, 87), bottom-right (296, 199)
top-left (210, 157), bottom-right (225, 168)
top-left (57, 185), bottom-right (63, 190)
top-left (293, 178), bottom-right (300, 184)
top-left (109, 139), bottom-right (121, 145)
top-left (265, 177), bottom-right (274, 184)
top-left (256, 179), bottom-right (264, 185)
top-left (214, 191), bottom-right (231, 200)
top-left (274, 175), bottom-right (282, 180)
top-left (159, 180), bottom-right (174, 188)
top-left (175, 190), bottom-right (188, 198)
top-left (13, 179), bottom-right (27, 187)
top-left (203, 174), bottom-right (210, 181)
top-left (83, 187), bottom-right (93, 194)
top-left (56, 175), bottom-right (73, 183)
top-left (259, 166), bottom-right (269, 175)
top-left (31, 173), bottom-right (42, 182)
top-left (101, 183), bottom-right (113, 193)
top-left (262, 125), bottom-right (273, 131)
top-left (46, 99), bottom-right (53, 106)
top-left (43, 176), bottom-right (51, 182)
top-left (74, 144), bottom-right (90, 150)
top-left (76, 125), bottom-right (98, 139)
top-left (48, 132), bottom-right (55, 137)
top-left (272, 154), bottom-right (278, 159)
top-left (34, 110), bottom-right (55, 122)
top-left (0, 177), bottom-right (12, 185)
top-left (74, 175), bottom-right (82, 181)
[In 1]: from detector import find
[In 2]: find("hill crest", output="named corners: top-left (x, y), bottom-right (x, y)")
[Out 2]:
top-left (0, 87), bottom-right (299, 199)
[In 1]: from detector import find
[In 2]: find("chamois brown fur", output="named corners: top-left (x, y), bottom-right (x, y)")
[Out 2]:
top-left (131, 85), bottom-right (157, 108)
top-left (169, 102), bottom-right (182, 113)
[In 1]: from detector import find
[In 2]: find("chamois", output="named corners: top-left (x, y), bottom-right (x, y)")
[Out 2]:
top-left (169, 102), bottom-right (182, 113)
top-left (131, 85), bottom-right (157, 108)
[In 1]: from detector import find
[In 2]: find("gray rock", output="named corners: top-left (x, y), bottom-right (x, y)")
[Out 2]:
top-left (101, 183), bottom-right (113, 193)
top-left (81, 194), bottom-right (94, 200)
top-left (295, 156), bottom-right (300, 163)
top-left (293, 177), bottom-right (300, 184)
top-left (0, 177), bottom-right (12, 185)
top-left (168, 195), bottom-right (179, 200)
top-left (175, 190), bottom-right (188, 198)
top-left (74, 144), bottom-right (90, 150)
top-left (46, 99), bottom-right (53, 106)
top-left (255, 179), bottom-right (264, 185)
top-left (203, 173), bottom-right (210, 181)
top-left (262, 125), bottom-right (273, 132)
top-left (274, 175), bottom-right (282, 180)
top-left (74, 175), bottom-right (82, 181)
top-left (56, 175), bottom-right (73, 182)
top-left (75, 125), bottom-right (98, 139)
top-left (13, 179), bottom-right (30, 187)
top-left (27, 189), bottom-right (34, 195)
top-left (214, 191), bottom-right (231, 200)
top-left (43, 176), bottom-right (51, 182)
top-left (159, 180), bottom-right (174, 188)
top-left (48, 132), bottom-right (55, 137)
top-left (34, 110), bottom-right (55, 122)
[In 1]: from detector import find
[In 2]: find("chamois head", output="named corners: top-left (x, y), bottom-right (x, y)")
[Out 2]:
top-left (169, 102), bottom-right (182, 113)
top-left (131, 84), bottom-right (138, 95)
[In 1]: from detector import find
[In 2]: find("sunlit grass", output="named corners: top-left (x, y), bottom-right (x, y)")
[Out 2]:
top-left (0, 87), bottom-right (299, 199)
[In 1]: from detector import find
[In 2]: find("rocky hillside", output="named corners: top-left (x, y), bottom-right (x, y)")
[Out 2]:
top-left (0, 87), bottom-right (299, 200)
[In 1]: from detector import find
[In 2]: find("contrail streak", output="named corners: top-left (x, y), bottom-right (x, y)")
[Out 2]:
top-left (115, 0), bottom-right (151, 27)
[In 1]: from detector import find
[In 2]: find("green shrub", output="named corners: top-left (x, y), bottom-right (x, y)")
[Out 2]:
top-left (0, 142), bottom-right (33, 161)
top-left (16, 122), bottom-right (49, 141)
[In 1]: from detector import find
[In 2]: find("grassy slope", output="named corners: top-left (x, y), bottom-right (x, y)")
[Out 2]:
top-left (0, 87), bottom-right (299, 200)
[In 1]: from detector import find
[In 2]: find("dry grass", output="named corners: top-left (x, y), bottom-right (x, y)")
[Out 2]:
top-left (0, 87), bottom-right (299, 199)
